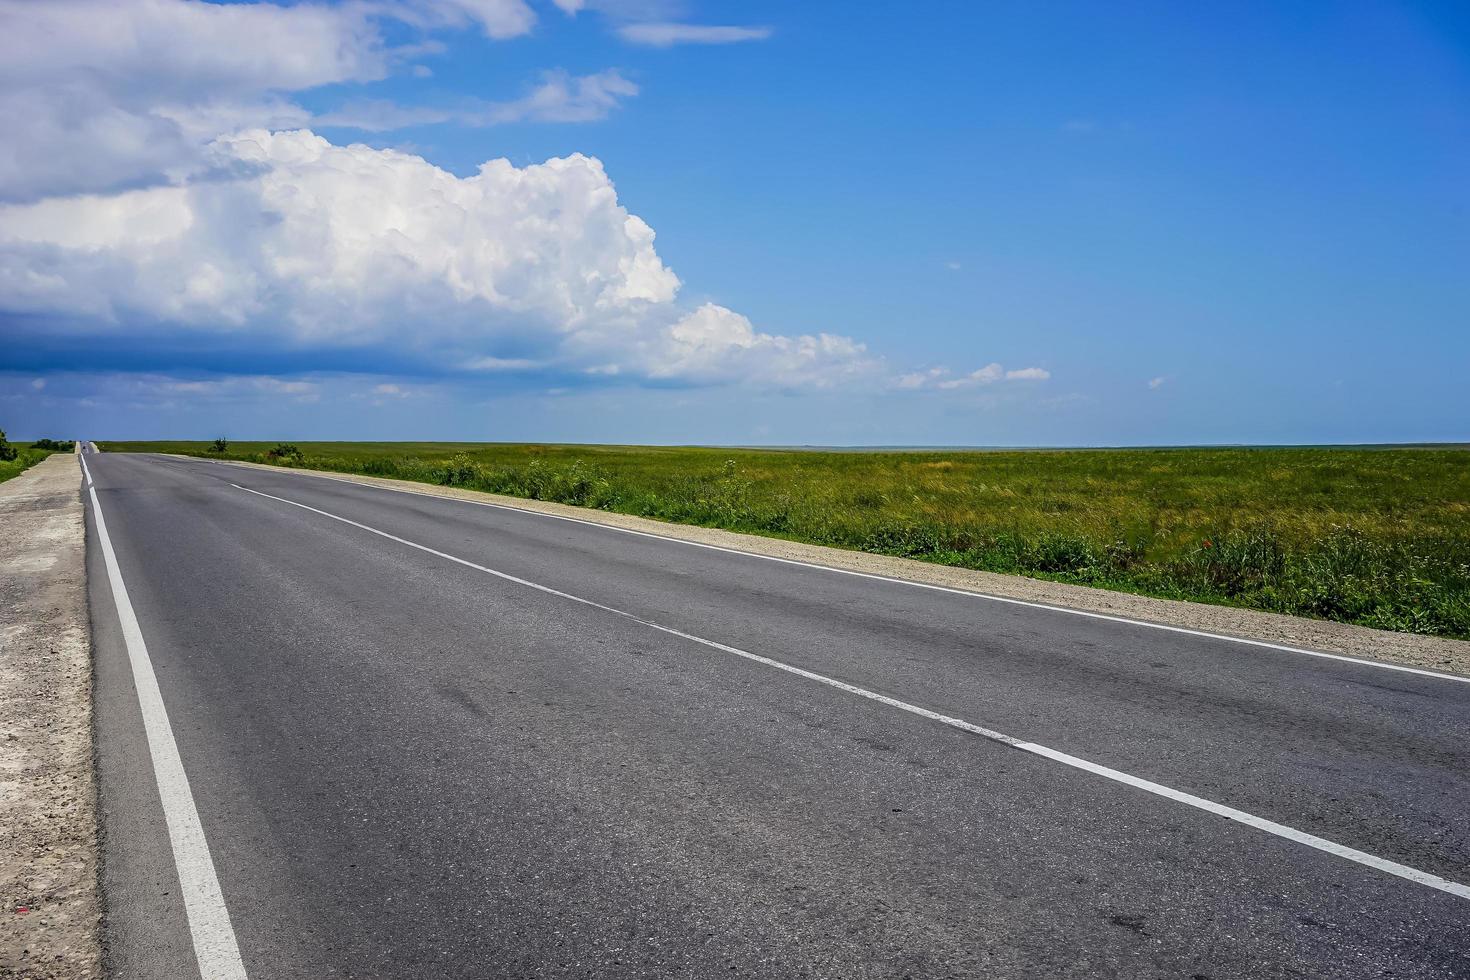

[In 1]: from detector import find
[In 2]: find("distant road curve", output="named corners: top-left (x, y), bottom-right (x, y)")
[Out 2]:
top-left (85, 451), bottom-right (1470, 979)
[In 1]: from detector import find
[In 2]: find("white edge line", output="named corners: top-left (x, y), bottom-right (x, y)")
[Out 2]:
top-left (164, 454), bottom-right (1470, 686)
top-left (232, 479), bottom-right (1470, 903)
top-left (82, 454), bottom-right (248, 980)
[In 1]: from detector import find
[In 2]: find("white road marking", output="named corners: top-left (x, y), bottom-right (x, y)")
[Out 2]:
top-left (233, 479), bottom-right (1470, 902)
top-left (81, 455), bottom-right (249, 980)
top-left (167, 454), bottom-right (1470, 686)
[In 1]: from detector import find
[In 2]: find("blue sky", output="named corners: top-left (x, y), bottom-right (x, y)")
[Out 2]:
top-left (1, 0), bottom-right (1466, 444)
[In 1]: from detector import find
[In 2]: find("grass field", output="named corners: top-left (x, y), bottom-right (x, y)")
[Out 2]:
top-left (101, 441), bottom-right (1470, 639)
top-left (0, 447), bottom-right (57, 485)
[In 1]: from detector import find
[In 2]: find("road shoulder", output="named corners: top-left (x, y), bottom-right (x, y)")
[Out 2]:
top-left (0, 452), bottom-right (101, 979)
top-left (179, 455), bottom-right (1470, 678)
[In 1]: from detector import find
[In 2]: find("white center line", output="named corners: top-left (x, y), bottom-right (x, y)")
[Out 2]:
top-left (82, 455), bottom-right (249, 980)
top-left (232, 479), bottom-right (1470, 903)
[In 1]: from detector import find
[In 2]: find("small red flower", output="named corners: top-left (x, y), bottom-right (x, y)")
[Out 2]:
top-left (1202, 539), bottom-right (1212, 549)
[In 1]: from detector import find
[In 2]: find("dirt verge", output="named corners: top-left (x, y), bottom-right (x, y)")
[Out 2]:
top-left (193, 456), bottom-right (1470, 678)
top-left (0, 453), bottom-right (100, 980)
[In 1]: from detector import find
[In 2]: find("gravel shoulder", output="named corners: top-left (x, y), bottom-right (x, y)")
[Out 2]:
top-left (189, 456), bottom-right (1470, 678)
top-left (0, 452), bottom-right (100, 980)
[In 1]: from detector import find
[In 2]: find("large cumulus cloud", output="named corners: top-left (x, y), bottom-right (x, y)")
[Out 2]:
top-left (0, 130), bottom-right (877, 386)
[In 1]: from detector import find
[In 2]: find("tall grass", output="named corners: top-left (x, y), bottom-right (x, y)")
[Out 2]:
top-left (102, 441), bottom-right (1470, 639)
top-left (0, 447), bottom-right (56, 485)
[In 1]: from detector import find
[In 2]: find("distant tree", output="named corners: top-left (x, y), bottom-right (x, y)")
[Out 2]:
top-left (210, 437), bottom-right (229, 453)
top-left (31, 438), bottom-right (74, 451)
top-left (0, 428), bottom-right (16, 462)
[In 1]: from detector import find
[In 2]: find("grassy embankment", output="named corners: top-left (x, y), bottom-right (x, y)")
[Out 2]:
top-left (0, 448), bottom-right (55, 484)
top-left (0, 434), bottom-right (70, 484)
top-left (102, 441), bottom-right (1470, 639)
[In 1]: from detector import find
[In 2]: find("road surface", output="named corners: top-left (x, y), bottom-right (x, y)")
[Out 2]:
top-left (81, 450), bottom-right (1470, 978)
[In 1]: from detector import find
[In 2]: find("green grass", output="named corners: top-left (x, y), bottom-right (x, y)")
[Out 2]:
top-left (102, 441), bottom-right (1470, 639)
top-left (0, 447), bottom-right (57, 485)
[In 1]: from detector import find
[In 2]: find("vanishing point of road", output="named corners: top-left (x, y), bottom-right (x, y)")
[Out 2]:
top-left (81, 449), bottom-right (1470, 978)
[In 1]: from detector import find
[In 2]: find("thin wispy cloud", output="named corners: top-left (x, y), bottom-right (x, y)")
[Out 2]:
top-left (144, 375), bottom-right (321, 403)
top-left (896, 364), bottom-right (1051, 391)
top-left (318, 70), bottom-right (638, 131)
top-left (464, 358), bottom-right (545, 373)
top-left (618, 23), bottom-right (771, 46)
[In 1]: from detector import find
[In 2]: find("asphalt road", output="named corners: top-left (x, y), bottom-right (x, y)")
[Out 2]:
top-left (82, 450), bottom-right (1470, 978)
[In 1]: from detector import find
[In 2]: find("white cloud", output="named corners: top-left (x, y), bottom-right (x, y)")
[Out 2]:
top-left (649, 303), bottom-right (876, 387)
top-left (898, 364), bottom-right (1051, 391)
top-left (0, 0), bottom-right (389, 200)
top-left (264, 378), bottom-right (318, 398)
top-left (487, 69), bottom-right (639, 124)
top-left (1148, 376), bottom-right (1167, 389)
top-left (313, 100), bottom-right (451, 132)
top-left (0, 0), bottom-right (569, 202)
top-left (30, 378), bottom-right (45, 390)
top-left (320, 70), bottom-right (639, 131)
top-left (945, 261), bottom-right (962, 271)
top-left (465, 357), bottom-right (544, 372)
top-left (0, 1), bottom-right (389, 94)
top-left (0, 131), bottom-right (873, 389)
top-left (897, 367), bottom-right (948, 389)
top-left (617, 23), bottom-right (772, 46)
top-left (938, 364), bottom-right (1006, 389)
top-left (0, 131), bottom-right (672, 331)
top-left (139, 375), bottom-right (321, 403)
top-left (396, 0), bottom-right (538, 40)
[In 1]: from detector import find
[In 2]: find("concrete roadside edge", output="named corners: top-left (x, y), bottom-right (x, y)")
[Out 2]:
top-left (0, 451), bottom-right (102, 979)
top-left (170, 454), bottom-right (1470, 678)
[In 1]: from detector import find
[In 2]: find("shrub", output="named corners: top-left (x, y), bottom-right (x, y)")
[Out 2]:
top-left (1174, 531), bottom-right (1287, 594)
top-left (210, 437), bottom-right (229, 453)
top-left (1028, 533), bottom-right (1102, 574)
top-left (0, 429), bottom-right (16, 462)
top-left (432, 453), bottom-right (479, 486)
